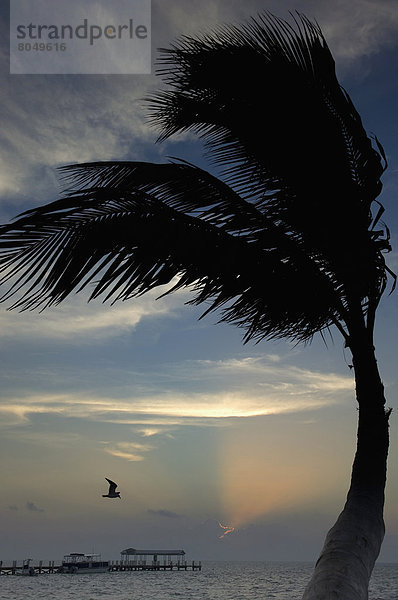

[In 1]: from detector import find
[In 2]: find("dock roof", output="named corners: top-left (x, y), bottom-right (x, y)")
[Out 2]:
top-left (121, 548), bottom-right (185, 556)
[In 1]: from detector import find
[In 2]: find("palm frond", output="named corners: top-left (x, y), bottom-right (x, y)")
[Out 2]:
top-left (149, 13), bottom-right (384, 209)
top-left (0, 161), bottom-right (346, 342)
top-left (147, 11), bottom-right (391, 319)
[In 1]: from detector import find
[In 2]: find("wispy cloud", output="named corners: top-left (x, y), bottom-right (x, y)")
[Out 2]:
top-left (102, 441), bottom-right (154, 462)
top-left (0, 284), bottom-right (189, 340)
top-left (0, 75), bottom-right (157, 206)
top-left (154, 0), bottom-right (398, 66)
top-left (136, 426), bottom-right (175, 438)
top-left (0, 357), bottom-right (354, 425)
top-left (318, 0), bottom-right (398, 62)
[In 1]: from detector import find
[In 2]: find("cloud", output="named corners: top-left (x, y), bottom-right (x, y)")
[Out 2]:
top-left (0, 354), bottom-right (355, 468)
top-left (0, 73), bottom-right (158, 207)
top-left (316, 0), bottom-right (398, 62)
top-left (148, 509), bottom-right (183, 519)
top-left (136, 426), bottom-right (176, 438)
top-left (163, 356), bottom-right (355, 401)
top-left (0, 357), bottom-right (354, 429)
top-left (0, 284), bottom-right (190, 340)
top-left (153, 0), bottom-right (398, 65)
top-left (102, 441), bottom-right (154, 462)
top-left (26, 501), bottom-right (44, 513)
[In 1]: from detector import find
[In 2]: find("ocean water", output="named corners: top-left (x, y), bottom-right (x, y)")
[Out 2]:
top-left (0, 561), bottom-right (396, 600)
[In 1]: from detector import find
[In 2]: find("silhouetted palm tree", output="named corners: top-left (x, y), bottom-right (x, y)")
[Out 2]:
top-left (0, 13), bottom-right (394, 599)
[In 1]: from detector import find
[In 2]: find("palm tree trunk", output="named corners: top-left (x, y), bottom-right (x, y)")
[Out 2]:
top-left (302, 337), bottom-right (390, 600)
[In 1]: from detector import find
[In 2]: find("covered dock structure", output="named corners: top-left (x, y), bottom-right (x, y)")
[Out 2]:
top-left (112, 548), bottom-right (201, 571)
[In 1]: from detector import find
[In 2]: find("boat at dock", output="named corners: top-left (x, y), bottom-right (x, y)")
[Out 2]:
top-left (59, 553), bottom-right (109, 574)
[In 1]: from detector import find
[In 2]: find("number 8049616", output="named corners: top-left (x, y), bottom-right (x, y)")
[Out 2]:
top-left (18, 42), bottom-right (66, 51)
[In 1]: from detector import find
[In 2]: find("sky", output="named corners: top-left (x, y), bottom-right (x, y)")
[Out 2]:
top-left (0, 0), bottom-right (398, 564)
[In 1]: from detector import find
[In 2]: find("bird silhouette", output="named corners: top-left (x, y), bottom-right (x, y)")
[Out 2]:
top-left (102, 478), bottom-right (121, 499)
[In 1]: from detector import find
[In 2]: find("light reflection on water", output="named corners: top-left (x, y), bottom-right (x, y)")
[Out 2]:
top-left (0, 561), bottom-right (396, 600)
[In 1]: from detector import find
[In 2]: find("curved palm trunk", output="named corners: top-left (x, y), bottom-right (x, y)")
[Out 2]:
top-left (302, 336), bottom-right (390, 600)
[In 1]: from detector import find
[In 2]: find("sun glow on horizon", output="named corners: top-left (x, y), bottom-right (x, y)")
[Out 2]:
top-left (219, 410), bottom-right (355, 529)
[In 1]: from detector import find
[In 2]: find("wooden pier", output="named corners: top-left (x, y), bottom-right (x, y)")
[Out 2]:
top-left (109, 559), bottom-right (201, 572)
top-left (0, 560), bottom-right (59, 576)
top-left (0, 555), bottom-right (201, 576)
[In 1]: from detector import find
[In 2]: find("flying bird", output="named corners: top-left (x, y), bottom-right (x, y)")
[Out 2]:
top-left (102, 478), bottom-right (121, 499)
